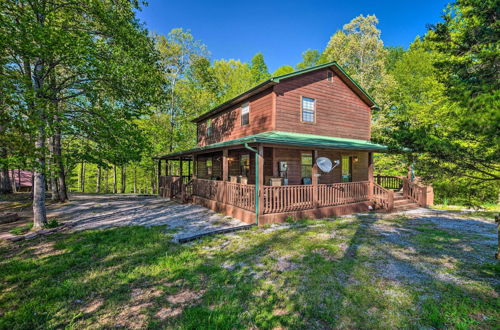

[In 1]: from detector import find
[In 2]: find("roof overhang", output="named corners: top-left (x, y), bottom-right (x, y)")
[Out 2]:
top-left (154, 131), bottom-right (388, 160)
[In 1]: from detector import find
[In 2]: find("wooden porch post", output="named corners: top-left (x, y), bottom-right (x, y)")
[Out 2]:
top-left (165, 160), bottom-right (169, 176)
top-left (192, 154), bottom-right (197, 179)
top-left (222, 149), bottom-right (229, 181)
top-left (312, 150), bottom-right (319, 209)
top-left (368, 152), bottom-right (374, 201)
top-left (157, 159), bottom-right (162, 196)
top-left (258, 145), bottom-right (264, 217)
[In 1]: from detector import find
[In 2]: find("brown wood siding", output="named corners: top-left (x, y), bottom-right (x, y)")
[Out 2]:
top-left (274, 148), bottom-right (368, 185)
top-left (197, 89), bottom-right (274, 147)
top-left (274, 68), bottom-right (371, 140)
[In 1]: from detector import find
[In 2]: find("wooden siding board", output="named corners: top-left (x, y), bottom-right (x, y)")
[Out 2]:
top-left (274, 68), bottom-right (371, 140)
top-left (197, 89), bottom-right (274, 146)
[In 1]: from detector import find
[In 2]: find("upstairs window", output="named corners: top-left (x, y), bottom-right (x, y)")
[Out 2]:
top-left (327, 71), bottom-right (333, 82)
top-left (241, 103), bottom-right (249, 126)
top-left (301, 97), bottom-right (315, 123)
top-left (206, 119), bottom-right (212, 137)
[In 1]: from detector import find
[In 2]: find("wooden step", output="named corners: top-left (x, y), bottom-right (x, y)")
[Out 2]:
top-left (394, 199), bottom-right (414, 206)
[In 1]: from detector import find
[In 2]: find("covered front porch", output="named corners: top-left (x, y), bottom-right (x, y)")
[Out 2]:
top-left (154, 132), bottom-right (433, 225)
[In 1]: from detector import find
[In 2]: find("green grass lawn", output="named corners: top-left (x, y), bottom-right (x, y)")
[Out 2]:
top-left (0, 214), bottom-right (498, 329)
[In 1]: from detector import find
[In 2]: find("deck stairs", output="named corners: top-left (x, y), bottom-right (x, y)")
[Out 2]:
top-left (392, 190), bottom-right (419, 212)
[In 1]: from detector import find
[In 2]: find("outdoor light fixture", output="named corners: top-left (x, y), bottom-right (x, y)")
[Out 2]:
top-left (352, 156), bottom-right (359, 163)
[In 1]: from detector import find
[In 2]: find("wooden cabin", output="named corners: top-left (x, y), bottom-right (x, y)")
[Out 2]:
top-left (155, 62), bottom-right (433, 225)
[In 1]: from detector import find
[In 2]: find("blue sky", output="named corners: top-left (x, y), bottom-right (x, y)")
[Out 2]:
top-left (136, 0), bottom-right (450, 72)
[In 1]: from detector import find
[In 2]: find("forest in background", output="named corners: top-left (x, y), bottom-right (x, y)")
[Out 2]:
top-left (1, 0), bottom-right (498, 227)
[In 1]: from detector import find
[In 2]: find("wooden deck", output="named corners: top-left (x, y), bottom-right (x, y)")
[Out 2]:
top-left (159, 175), bottom-right (433, 225)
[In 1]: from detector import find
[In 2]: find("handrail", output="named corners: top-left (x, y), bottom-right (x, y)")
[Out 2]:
top-left (372, 183), bottom-right (394, 211)
top-left (402, 178), bottom-right (433, 207)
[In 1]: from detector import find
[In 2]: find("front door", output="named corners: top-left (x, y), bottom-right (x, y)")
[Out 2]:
top-left (341, 155), bottom-right (352, 182)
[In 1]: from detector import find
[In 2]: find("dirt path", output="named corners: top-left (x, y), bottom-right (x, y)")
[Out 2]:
top-left (1, 194), bottom-right (247, 241)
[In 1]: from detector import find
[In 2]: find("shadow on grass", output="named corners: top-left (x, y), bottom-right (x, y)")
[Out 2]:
top-left (0, 214), bottom-right (498, 328)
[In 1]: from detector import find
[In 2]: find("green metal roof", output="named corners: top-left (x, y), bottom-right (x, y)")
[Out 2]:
top-left (192, 61), bottom-right (378, 123)
top-left (155, 131), bottom-right (388, 159)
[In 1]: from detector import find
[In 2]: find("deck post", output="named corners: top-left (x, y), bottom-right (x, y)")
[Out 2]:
top-left (368, 152), bottom-right (374, 201)
top-left (257, 145), bottom-right (264, 217)
top-left (157, 159), bottom-right (161, 196)
top-left (312, 150), bottom-right (319, 209)
top-left (222, 148), bottom-right (228, 204)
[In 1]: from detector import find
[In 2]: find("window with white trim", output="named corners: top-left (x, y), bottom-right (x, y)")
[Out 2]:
top-left (301, 97), bottom-right (315, 122)
top-left (241, 103), bottom-right (249, 126)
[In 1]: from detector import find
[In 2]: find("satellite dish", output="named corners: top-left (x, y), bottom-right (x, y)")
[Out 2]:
top-left (316, 157), bottom-right (333, 173)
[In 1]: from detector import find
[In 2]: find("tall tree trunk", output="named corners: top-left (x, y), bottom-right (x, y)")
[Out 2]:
top-left (105, 167), bottom-right (109, 193)
top-left (10, 169), bottom-right (16, 193)
top-left (133, 166), bottom-right (137, 194)
top-left (80, 161), bottom-right (85, 192)
top-left (48, 136), bottom-right (59, 201)
top-left (113, 165), bottom-right (117, 194)
top-left (120, 166), bottom-right (126, 193)
top-left (96, 166), bottom-right (101, 193)
top-left (33, 134), bottom-right (47, 229)
top-left (54, 126), bottom-right (68, 202)
top-left (496, 215), bottom-right (500, 260)
top-left (0, 147), bottom-right (12, 194)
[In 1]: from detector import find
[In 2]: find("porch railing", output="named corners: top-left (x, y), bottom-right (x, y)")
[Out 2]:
top-left (192, 178), bottom-right (255, 212)
top-left (317, 181), bottom-right (370, 207)
top-left (375, 174), bottom-right (403, 190)
top-left (181, 178), bottom-right (401, 215)
top-left (373, 183), bottom-right (394, 211)
top-left (263, 185), bottom-right (313, 213)
top-left (402, 178), bottom-right (433, 207)
top-left (226, 182), bottom-right (255, 211)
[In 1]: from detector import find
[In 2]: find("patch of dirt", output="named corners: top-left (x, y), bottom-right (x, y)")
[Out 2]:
top-left (82, 298), bottom-right (104, 314)
top-left (166, 289), bottom-right (205, 305)
top-left (27, 241), bottom-right (65, 259)
top-left (156, 306), bottom-right (183, 320)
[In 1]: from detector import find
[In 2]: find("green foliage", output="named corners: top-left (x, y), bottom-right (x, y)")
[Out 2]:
top-left (9, 223), bottom-right (33, 235)
top-left (296, 49), bottom-right (322, 70)
top-left (322, 15), bottom-right (394, 108)
top-left (250, 52), bottom-right (271, 83)
top-left (272, 65), bottom-right (295, 76)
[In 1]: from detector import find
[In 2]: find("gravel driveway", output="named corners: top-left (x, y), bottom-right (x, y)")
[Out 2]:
top-left (50, 194), bottom-right (248, 241)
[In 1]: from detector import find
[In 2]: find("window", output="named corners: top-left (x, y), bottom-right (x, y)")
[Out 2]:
top-left (240, 154), bottom-right (250, 176)
top-left (327, 71), bottom-right (333, 82)
top-left (241, 103), bottom-right (249, 126)
top-left (206, 119), bottom-right (212, 137)
top-left (301, 152), bottom-right (313, 179)
top-left (301, 97), bottom-right (315, 122)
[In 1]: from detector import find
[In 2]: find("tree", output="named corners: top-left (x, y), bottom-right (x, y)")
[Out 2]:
top-left (155, 29), bottom-right (208, 152)
top-left (272, 65), bottom-right (294, 76)
top-left (296, 49), bottom-right (322, 70)
top-left (322, 15), bottom-right (393, 108)
top-left (250, 52), bottom-right (271, 83)
top-left (2, 0), bottom-right (161, 228)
